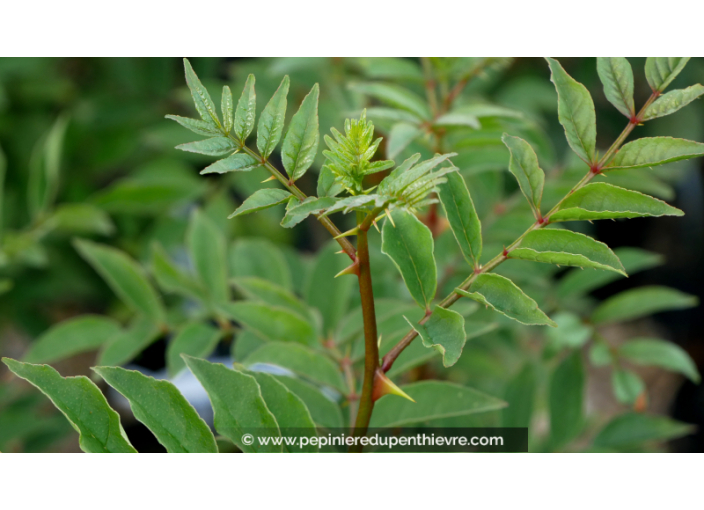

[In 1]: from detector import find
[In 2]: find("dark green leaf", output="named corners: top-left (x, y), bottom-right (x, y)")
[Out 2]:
top-left (1, 358), bottom-right (136, 453)
top-left (200, 153), bottom-right (260, 175)
top-left (27, 115), bottom-right (69, 219)
top-left (370, 380), bottom-right (506, 428)
top-left (176, 137), bottom-right (237, 156)
top-left (229, 188), bottom-right (291, 218)
top-left (350, 82), bottom-right (429, 120)
top-left (232, 277), bottom-right (311, 320)
top-left (502, 363), bottom-right (536, 428)
top-left (167, 322), bottom-right (222, 377)
top-left (244, 342), bottom-right (345, 392)
top-left (183, 356), bottom-right (281, 452)
top-left (220, 302), bottom-right (317, 346)
top-left (187, 210), bottom-right (229, 303)
top-left (273, 375), bottom-right (344, 429)
top-left (551, 183), bottom-right (683, 222)
top-left (455, 273), bottom-right (556, 326)
top-left (404, 306), bottom-right (466, 367)
top-left (282, 84), bottom-right (320, 181)
top-left (592, 286), bottom-right (698, 325)
top-left (437, 171), bottom-right (482, 268)
top-left (510, 229), bottom-right (625, 274)
top-left (546, 58), bottom-right (597, 164)
top-left (545, 311), bottom-right (593, 349)
top-left (234, 74), bottom-right (256, 142)
top-left (229, 238), bottom-right (292, 290)
top-left (549, 352), bottom-right (584, 449)
top-left (502, 133), bottom-right (545, 216)
top-left (645, 57), bottom-right (690, 92)
top-left (596, 57), bottom-right (635, 118)
top-left (183, 58), bottom-right (220, 126)
top-left (643, 84), bottom-right (704, 120)
top-left (381, 209), bottom-right (437, 311)
top-left (150, 243), bottom-right (204, 300)
top-left (611, 368), bottom-right (644, 405)
top-left (24, 315), bottom-right (121, 364)
top-left (74, 239), bottom-right (165, 323)
top-left (607, 137), bottom-right (704, 171)
top-left (94, 366), bottom-right (217, 453)
top-left (97, 315), bottom-right (161, 367)
top-left (51, 203), bottom-right (115, 236)
top-left (387, 122), bottom-right (422, 160)
top-left (593, 412), bottom-right (694, 448)
top-left (619, 338), bottom-right (700, 382)
top-left (257, 76), bottom-right (290, 158)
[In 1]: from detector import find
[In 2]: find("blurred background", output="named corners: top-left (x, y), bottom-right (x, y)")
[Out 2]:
top-left (0, 57), bottom-right (702, 453)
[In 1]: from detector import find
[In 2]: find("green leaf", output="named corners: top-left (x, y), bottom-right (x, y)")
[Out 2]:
top-left (187, 210), bottom-right (229, 303)
top-left (234, 74), bottom-right (256, 142)
top-left (437, 170), bottom-right (482, 268)
top-left (240, 369), bottom-right (317, 453)
top-left (596, 57), bottom-right (635, 118)
top-left (546, 58), bottom-right (597, 164)
top-left (550, 183), bottom-right (683, 222)
top-left (645, 57), bottom-right (690, 92)
top-left (549, 352), bottom-right (584, 449)
top-left (350, 82), bottom-right (429, 120)
top-left (1, 358), bottom-right (136, 453)
top-left (589, 342), bottom-right (613, 367)
top-left (244, 342), bottom-right (345, 393)
top-left (94, 366), bottom-right (217, 453)
top-left (502, 133), bottom-right (545, 216)
top-left (257, 76), bottom-right (290, 158)
top-left (611, 368), bottom-right (644, 405)
top-left (273, 375), bottom-right (344, 429)
top-left (221, 85), bottom-right (234, 134)
top-left (592, 286), bottom-right (698, 325)
top-left (229, 188), bottom-right (291, 218)
top-left (183, 356), bottom-right (281, 453)
top-left (557, 247), bottom-right (663, 298)
top-left (183, 59), bottom-right (220, 126)
top-left (150, 243), bottom-right (204, 300)
top-left (593, 412), bottom-right (694, 448)
top-left (166, 115), bottom-right (221, 137)
top-left (434, 112), bottom-right (480, 129)
top-left (24, 315), bottom-right (121, 364)
top-left (304, 241), bottom-right (355, 336)
top-left (619, 338), bottom-right (700, 382)
top-left (229, 238), bottom-right (292, 291)
top-left (642, 84), bottom-right (704, 120)
top-left (546, 311), bottom-right (593, 349)
top-left (281, 196), bottom-right (336, 228)
top-left (387, 122), bottom-right (422, 160)
top-left (220, 302), bottom-right (317, 346)
top-left (27, 115), bottom-right (69, 219)
top-left (404, 306), bottom-right (466, 367)
top-left (365, 106), bottom-right (424, 124)
top-left (370, 381), bottom-right (506, 428)
top-left (50, 203), bottom-right (115, 236)
top-left (455, 273), bottom-right (555, 326)
top-left (381, 209), bottom-right (437, 311)
top-left (510, 229), bottom-right (625, 275)
top-left (607, 137), bottom-right (704, 171)
top-left (232, 277), bottom-right (310, 320)
top-left (200, 153), bottom-right (260, 175)
top-left (176, 137), bottom-right (236, 156)
top-left (317, 165), bottom-right (344, 197)
top-left (502, 363), bottom-right (536, 428)
top-left (167, 322), bottom-right (223, 377)
top-left (97, 315), bottom-right (161, 367)
top-left (74, 239), bottom-right (165, 323)
top-left (233, 330), bottom-right (267, 362)
top-left (282, 84), bottom-right (320, 181)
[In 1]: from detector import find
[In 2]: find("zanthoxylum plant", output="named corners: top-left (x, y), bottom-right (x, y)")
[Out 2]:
top-left (3, 57), bottom-right (703, 453)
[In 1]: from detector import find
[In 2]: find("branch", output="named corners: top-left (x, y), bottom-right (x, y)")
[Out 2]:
top-left (381, 90), bottom-right (662, 373)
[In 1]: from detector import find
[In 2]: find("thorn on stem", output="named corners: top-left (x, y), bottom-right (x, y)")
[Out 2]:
top-left (334, 259), bottom-right (360, 278)
top-left (372, 368), bottom-right (415, 403)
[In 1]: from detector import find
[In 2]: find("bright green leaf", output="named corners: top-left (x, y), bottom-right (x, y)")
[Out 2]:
top-left (350, 82), bottom-right (429, 120)
top-left (596, 57), bottom-right (635, 118)
top-left (281, 197), bottom-right (336, 228)
top-left (166, 115), bottom-right (221, 137)
top-left (643, 84), bottom-right (704, 120)
top-left (94, 366), bottom-right (217, 453)
top-left (1, 358), bottom-right (136, 453)
top-left (619, 338), bottom-right (700, 383)
top-left (510, 229), bottom-right (625, 275)
top-left (200, 153), bottom-right (260, 175)
top-left (176, 137), bottom-right (236, 156)
top-left (51, 203), bottom-right (115, 236)
top-left (183, 59), bottom-right (219, 126)
top-left (434, 112), bottom-right (480, 129)
top-left (257, 76), bottom-right (290, 158)
top-left (229, 188), bottom-right (291, 218)
top-left (221, 85), bottom-right (234, 134)
top-left (546, 311), bottom-right (593, 349)
top-left (387, 122), bottom-right (422, 160)
top-left (282, 84), bottom-right (320, 181)
top-left (455, 273), bottom-right (556, 326)
top-left (404, 306), bottom-right (466, 367)
top-left (437, 170), bottom-right (482, 268)
top-left (502, 133), bottom-right (545, 216)
top-left (592, 286), bottom-right (698, 325)
top-left (24, 315), bottom-right (121, 364)
top-left (546, 58), bottom-right (597, 164)
top-left (611, 368), bottom-right (644, 405)
top-left (381, 209), bottom-right (437, 311)
top-left (645, 57), bottom-right (690, 92)
top-left (607, 137), bottom-right (704, 171)
top-left (220, 302), bottom-right (317, 346)
top-left (234, 74), bottom-right (256, 142)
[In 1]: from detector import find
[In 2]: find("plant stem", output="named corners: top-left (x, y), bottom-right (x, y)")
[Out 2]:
top-left (349, 213), bottom-right (379, 452)
top-left (381, 90), bottom-right (661, 373)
